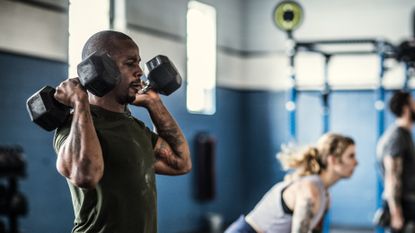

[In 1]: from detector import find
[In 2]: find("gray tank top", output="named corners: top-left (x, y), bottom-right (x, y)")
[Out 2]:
top-left (246, 175), bottom-right (327, 233)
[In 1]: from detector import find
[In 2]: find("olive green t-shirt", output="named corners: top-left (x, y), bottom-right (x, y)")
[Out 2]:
top-left (53, 105), bottom-right (159, 233)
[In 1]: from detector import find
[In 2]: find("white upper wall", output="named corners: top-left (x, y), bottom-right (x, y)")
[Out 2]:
top-left (241, 0), bottom-right (415, 90)
top-left (243, 0), bottom-right (415, 51)
top-left (1, 0), bottom-right (414, 90)
top-left (31, 0), bottom-right (68, 9)
top-left (0, 1), bottom-right (68, 62)
top-left (125, 0), bottom-right (244, 50)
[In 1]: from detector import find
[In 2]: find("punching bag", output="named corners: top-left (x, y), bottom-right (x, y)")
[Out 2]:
top-left (195, 132), bottom-right (216, 201)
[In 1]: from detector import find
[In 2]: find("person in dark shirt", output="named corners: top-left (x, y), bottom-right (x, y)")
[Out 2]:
top-left (377, 90), bottom-right (415, 233)
top-left (53, 30), bottom-right (192, 233)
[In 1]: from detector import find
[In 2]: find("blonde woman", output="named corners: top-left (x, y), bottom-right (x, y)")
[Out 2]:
top-left (225, 133), bottom-right (358, 233)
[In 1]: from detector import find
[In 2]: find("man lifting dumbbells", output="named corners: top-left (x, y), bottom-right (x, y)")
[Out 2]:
top-left (48, 30), bottom-right (191, 233)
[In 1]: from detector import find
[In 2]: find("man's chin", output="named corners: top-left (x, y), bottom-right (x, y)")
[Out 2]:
top-left (118, 95), bottom-right (136, 105)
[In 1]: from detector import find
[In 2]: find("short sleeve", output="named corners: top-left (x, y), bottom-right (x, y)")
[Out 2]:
top-left (53, 120), bottom-right (71, 155)
top-left (146, 126), bottom-right (159, 148)
top-left (383, 133), bottom-right (407, 158)
top-left (132, 118), bottom-right (159, 148)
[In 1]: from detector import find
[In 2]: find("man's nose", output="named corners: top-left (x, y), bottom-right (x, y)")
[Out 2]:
top-left (134, 65), bottom-right (144, 79)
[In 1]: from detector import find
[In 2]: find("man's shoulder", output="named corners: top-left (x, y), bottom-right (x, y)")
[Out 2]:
top-left (380, 124), bottom-right (403, 141)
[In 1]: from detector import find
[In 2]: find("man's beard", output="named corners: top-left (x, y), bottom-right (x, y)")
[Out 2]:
top-left (411, 110), bottom-right (415, 122)
top-left (117, 94), bottom-right (136, 105)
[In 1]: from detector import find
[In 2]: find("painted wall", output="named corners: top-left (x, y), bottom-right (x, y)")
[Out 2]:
top-left (0, 50), bottom-right (399, 231)
top-left (0, 1), bottom-right (68, 62)
top-left (1, 0), bottom-right (415, 232)
top-left (0, 51), bottom-right (248, 232)
top-left (239, 89), bottom-right (401, 228)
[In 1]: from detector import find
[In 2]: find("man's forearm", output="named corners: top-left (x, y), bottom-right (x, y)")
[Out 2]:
top-left (147, 101), bottom-right (188, 157)
top-left (386, 175), bottom-right (403, 216)
top-left (384, 156), bottom-right (403, 218)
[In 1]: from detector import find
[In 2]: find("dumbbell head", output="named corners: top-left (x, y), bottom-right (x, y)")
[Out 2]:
top-left (77, 52), bottom-right (121, 97)
top-left (26, 86), bottom-right (70, 131)
top-left (396, 40), bottom-right (415, 67)
top-left (144, 55), bottom-right (182, 96)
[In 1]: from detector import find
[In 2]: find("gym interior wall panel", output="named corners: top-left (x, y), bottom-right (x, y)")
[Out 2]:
top-left (30, 0), bottom-right (69, 10)
top-left (125, 0), bottom-right (244, 51)
top-left (0, 52), bottom-right (72, 233)
top-left (240, 0), bottom-right (413, 91)
top-left (242, 0), bottom-right (287, 53)
top-left (0, 1), bottom-right (68, 62)
top-left (216, 52), bottom-right (244, 89)
top-left (296, 92), bottom-right (324, 143)
top-left (128, 30), bottom-right (186, 80)
top-left (328, 91), bottom-right (378, 227)
top-left (329, 92), bottom-right (379, 227)
top-left (243, 0), bottom-right (415, 52)
top-left (239, 90), bottom-right (288, 213)
top-left (239, 54), bottom-right (290, 91)
top-left (128, 29), bottom-right (249, 91)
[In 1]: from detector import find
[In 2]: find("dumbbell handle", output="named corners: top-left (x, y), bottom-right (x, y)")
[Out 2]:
top-left (137, 80), bottom-right (152, 95)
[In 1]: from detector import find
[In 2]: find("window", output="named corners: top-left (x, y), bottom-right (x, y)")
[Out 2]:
top-left (186, 1), bottom-right (217, 115)
top-left (68, 0), bottom-right (110, 78)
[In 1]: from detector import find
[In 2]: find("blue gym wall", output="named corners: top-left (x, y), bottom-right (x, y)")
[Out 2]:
top-left (0, 52), bottom-right (402, 231)
top-left (0, 52), bottom-right (247, 233)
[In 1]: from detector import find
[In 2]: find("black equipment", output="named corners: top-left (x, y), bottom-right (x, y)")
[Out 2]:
top-left (0, 145), bottom-right (28, 233)
top-left (26, 54), bottom-right (182, 131)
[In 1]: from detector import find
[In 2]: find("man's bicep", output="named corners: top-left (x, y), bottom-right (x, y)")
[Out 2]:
top-left (53, 127), bottom-right (70, 155)
top-left (384, 155), bottom-right (403, 174)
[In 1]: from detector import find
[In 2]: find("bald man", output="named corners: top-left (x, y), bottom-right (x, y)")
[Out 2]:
top-left (53, 30), bottom-right (191, 233)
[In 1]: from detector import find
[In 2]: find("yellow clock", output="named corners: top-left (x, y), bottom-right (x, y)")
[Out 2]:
top-left (273, 0), bottom-right (304, 31)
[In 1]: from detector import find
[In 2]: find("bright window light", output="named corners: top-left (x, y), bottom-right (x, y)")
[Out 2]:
top-left (186, 1), bottom-right (217, 115)
top-left (69, 0), bottom-right (110, 78)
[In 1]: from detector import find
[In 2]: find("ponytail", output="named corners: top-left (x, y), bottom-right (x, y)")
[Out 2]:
top-left (278, 146), bottom-right (323, 181)
top-left (278, 133), bottom-right (355, 181)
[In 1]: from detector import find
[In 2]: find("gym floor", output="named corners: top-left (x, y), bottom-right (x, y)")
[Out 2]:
top-left (331, 229), bottom-right (373, 233)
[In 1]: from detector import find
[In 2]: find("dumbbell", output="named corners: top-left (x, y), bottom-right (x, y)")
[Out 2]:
top-left (26, 54), bottom-right (182, 131)
top-left (396, 39), bottom-right (415, 67)
top-left (26, 52), bottom-right (121, 131)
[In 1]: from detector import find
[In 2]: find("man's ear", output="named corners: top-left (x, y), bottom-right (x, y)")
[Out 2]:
top-left (404, 105), bottom-right (411, 114)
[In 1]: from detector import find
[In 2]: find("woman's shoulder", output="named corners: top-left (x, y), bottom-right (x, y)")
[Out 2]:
top-left (296, 175), bottom-right (325, 198)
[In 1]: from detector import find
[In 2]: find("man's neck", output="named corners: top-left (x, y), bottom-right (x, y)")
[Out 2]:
top-left (88, 94), bottom-right (126, 113)
top-left (396, 117), bottom-right (412, 130)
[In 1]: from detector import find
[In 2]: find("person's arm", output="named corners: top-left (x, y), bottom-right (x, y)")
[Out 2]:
top-left (133, 91), bottom-right (191, 175)
top-left (54, 78), bottom-right (104, 189)
top-left (291, 182), bottom-right (320, 233)
top-left (384, 155), bottom-right (404, 230)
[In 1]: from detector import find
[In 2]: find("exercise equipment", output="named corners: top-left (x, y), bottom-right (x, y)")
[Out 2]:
top-left (139, 55), bottom-right (182, 96)
top-left (26, 54), bottom-right (182, 131)
top-left (272, 0), bottom-right (303, 33)
top-left (396, 40), bottom-right (415, 68)
top-left (0, 145), bottom-right (28, 233)
top-left (194, 132), bottom-right (216, 201)
top-left (26, 52), bottom-right (120, 131)
top-left (273, 2), bottom-right (415, 232)
top-left (77, 52), bottom-right (121, 97)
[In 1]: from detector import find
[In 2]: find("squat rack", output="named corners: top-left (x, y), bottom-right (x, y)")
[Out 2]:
top-left (274, 1), bottom-right (414, 232)
top-left (285, 37), bottom-right (395, 140)
top-left (283, 33), bottom-right (405, 233)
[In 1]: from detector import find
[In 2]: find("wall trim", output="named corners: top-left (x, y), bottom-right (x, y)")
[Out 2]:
top-left (8, 0), bottom-right (67, 13)
top-left (127, 22), bottom-right (284, 58)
